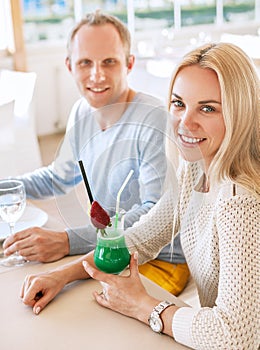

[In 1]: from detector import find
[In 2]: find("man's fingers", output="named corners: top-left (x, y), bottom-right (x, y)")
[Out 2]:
top-left (3, 227), bottom-right (33, 249)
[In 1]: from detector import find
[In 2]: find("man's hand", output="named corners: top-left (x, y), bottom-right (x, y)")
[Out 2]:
top-left (3, 227), bottom-right (70, 262)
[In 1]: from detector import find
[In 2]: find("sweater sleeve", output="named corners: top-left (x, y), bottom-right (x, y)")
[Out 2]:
top-left (66, 188), bottom-right (177, 257)
top-left (173, 194), bottom-right (260, 349)
top-left (16, 155), bottom-right (82, 199)
top-left (66, 224), bottom-right (98, 255)
top-left (123, 160), bottom-right (190, 264)
top-left (15, 100), bottom-right (83, 199)
top-left (124, 188), bottom-right (177, 264)
top-left (122, 106), bottom-right (168, 228)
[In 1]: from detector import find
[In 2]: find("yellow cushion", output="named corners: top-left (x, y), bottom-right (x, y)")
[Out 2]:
top-left (139, 260), bottom-right (190, 296)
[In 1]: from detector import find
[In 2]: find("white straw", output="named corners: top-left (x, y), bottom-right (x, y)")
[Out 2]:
top-left (115, 169), bottom-right (134, 228)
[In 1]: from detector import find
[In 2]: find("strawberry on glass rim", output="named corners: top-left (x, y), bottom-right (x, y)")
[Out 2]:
top-left (90, 201), bottom-right (111, 236)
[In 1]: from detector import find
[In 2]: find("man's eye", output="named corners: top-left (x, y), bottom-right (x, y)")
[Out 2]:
top-left (202, 105), bottom-right (215, 112)
top-left (78, 60), bottom-right (91, 67)
top-left (104, 58), bottom-right (116, 65)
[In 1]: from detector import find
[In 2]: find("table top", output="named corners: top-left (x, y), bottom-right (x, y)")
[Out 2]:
top-left (0, 193), bottom-right (190, 350)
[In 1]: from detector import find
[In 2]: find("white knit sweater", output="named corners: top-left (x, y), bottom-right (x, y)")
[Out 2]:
top-left (125, 160), bottom-right (259, 349)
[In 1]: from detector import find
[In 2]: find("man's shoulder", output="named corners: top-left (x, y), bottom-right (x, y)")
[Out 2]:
top-left (135, 92), bottom-right (165, 107)
top-left (131, 93), bottom-right (168, 132)
top-left (66, 98), bottom-right (92, 131)
top-left (74, 97), bottom-right (92, 113)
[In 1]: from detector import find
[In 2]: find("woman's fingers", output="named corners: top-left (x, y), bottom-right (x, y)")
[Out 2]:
top-left (129, 251), bottom-right (139, 278)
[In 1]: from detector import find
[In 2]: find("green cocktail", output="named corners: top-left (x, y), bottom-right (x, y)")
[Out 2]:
top-left (94, 229), bottom-right (130, 274)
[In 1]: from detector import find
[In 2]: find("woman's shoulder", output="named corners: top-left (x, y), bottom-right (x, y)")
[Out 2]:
top-left (215, 181), bottom-right (260, 218)
top-left (217, 181), bottom-right (258, 200)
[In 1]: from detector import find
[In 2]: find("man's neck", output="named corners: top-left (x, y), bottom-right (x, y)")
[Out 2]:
top-left (95, 89), bottom-right (136, 131)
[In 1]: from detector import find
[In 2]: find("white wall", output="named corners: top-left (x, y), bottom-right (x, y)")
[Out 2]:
top-left (26, 44), bottom-right (80, 135)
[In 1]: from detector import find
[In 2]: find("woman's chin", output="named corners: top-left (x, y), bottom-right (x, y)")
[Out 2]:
top-left (178, 148), bottom-right (203, 163)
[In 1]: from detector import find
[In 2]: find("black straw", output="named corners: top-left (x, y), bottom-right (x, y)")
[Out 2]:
top-left (78, 160), bottom-right (94, 204)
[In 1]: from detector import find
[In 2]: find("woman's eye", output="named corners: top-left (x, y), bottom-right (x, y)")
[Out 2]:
top-left (171, 99), bottom-right (184, 108)
top-left (202, 105), bottom-right (215, 112)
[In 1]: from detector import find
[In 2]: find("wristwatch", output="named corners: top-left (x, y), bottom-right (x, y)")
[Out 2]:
top-left (148, 300), bottom-right (174, 333)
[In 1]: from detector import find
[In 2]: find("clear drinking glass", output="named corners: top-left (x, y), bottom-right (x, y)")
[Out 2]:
top-left (94, 229), bottom-right (130, 274)
top-left (0, 180), bottom-right (27, 266)
top-left (93, 212), bottom-right (130, 275)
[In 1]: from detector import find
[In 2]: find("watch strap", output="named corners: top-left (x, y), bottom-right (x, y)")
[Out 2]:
top-left (148, 300), bottom-right (175, 333)
top-left (153, 300), bottom-right (174, 315)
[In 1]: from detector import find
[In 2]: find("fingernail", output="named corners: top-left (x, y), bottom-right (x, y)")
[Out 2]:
top-left (35, 306), bottom-right (41, 315)
top-left (82, 261), bottom-right (87, 268)
top-left (134, 251), bottom-right (138, 260)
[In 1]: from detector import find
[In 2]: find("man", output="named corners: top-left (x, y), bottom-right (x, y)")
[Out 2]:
top-left (3, 11), bottom-right (189, 295)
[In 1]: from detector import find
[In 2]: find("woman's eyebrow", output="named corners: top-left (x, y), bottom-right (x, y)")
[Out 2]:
top-left (171, 92), bottom-right (221, 105)
top-left (198, 99), bottom-right (221, 104)
top-left (171, 92), bottom-right (182, 100)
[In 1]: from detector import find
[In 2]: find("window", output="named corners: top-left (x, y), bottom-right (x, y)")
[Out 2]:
top-left (0, 0), bottom-right (14, 52)
top-left (7, 0), bottom-right (259, 58)
top-left (22, 0), bottom-right (74, 43)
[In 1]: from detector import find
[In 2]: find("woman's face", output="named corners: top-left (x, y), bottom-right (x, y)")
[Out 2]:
top-left (170, 64), bottom-right (226, 172)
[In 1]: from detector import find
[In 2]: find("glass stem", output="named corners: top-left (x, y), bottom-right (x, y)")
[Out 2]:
top-left (9, 223), bottom-right (19, 257)
top-left (9, 222), bottom-right (15, 236)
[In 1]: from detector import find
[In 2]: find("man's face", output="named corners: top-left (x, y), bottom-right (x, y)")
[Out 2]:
top-left (66, 23), bottom-right (134, 109)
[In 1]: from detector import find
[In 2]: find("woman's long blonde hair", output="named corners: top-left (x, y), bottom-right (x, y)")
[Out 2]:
top-left (168, 43), bottom-right (260, 196)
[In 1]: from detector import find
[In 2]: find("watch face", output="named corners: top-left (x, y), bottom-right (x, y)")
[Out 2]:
top-left (149, 316), bottom-right (163, 333)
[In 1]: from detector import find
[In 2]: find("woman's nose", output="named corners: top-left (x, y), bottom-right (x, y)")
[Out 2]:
top-left (180, 109), bottom-right (198, 130)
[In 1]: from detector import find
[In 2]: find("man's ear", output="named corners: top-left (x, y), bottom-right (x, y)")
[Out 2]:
top-left (127, 55), bottom-right (135, 73)
top-left (65, 56), bottom-right (72, 72)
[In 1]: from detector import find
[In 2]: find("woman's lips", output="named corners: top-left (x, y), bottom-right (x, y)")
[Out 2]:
top-left (178, 134), bottom-right (206, 147)
top-left (180, 134), bottom-right (205, 144)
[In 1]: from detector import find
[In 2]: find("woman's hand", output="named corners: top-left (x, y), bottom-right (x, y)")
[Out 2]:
top-left (83, 252), bottom-right (160, 324)
top-left (20, 269), bottom-right (67, 315)
top-left (20, 252), bottom-right (95, 315)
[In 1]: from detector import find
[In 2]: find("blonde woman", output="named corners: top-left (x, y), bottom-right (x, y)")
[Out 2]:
top-left (21, 43), bottom-right (260, 349)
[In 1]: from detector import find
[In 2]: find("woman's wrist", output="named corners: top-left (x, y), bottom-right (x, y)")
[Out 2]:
top-left (136, 295), bottom-right (160, 324)
top-left (139, 296), bottom-right (179, 337)
top-left (160, 304), bottom-right (179, 336)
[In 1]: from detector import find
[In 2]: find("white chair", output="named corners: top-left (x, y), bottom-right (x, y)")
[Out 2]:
top-left (0, 69), bottom-right (42, 177)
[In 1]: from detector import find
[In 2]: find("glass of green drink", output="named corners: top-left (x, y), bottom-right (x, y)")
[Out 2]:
top-left (94, 218), bottom-right (130, 274)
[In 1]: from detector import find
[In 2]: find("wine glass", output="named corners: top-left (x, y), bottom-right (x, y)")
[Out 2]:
top-left (0, 180), bottom-right (27, 266)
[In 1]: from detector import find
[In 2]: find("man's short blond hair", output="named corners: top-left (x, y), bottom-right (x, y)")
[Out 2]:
top-left (67, 10), bottom-right (131, 64)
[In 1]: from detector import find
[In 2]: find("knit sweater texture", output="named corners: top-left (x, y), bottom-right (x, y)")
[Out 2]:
top-left (125, 160), bottom-right (259, 349)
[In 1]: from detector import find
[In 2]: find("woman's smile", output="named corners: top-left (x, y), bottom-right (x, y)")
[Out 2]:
top-left (170, 65), bottom-right (225, 172)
